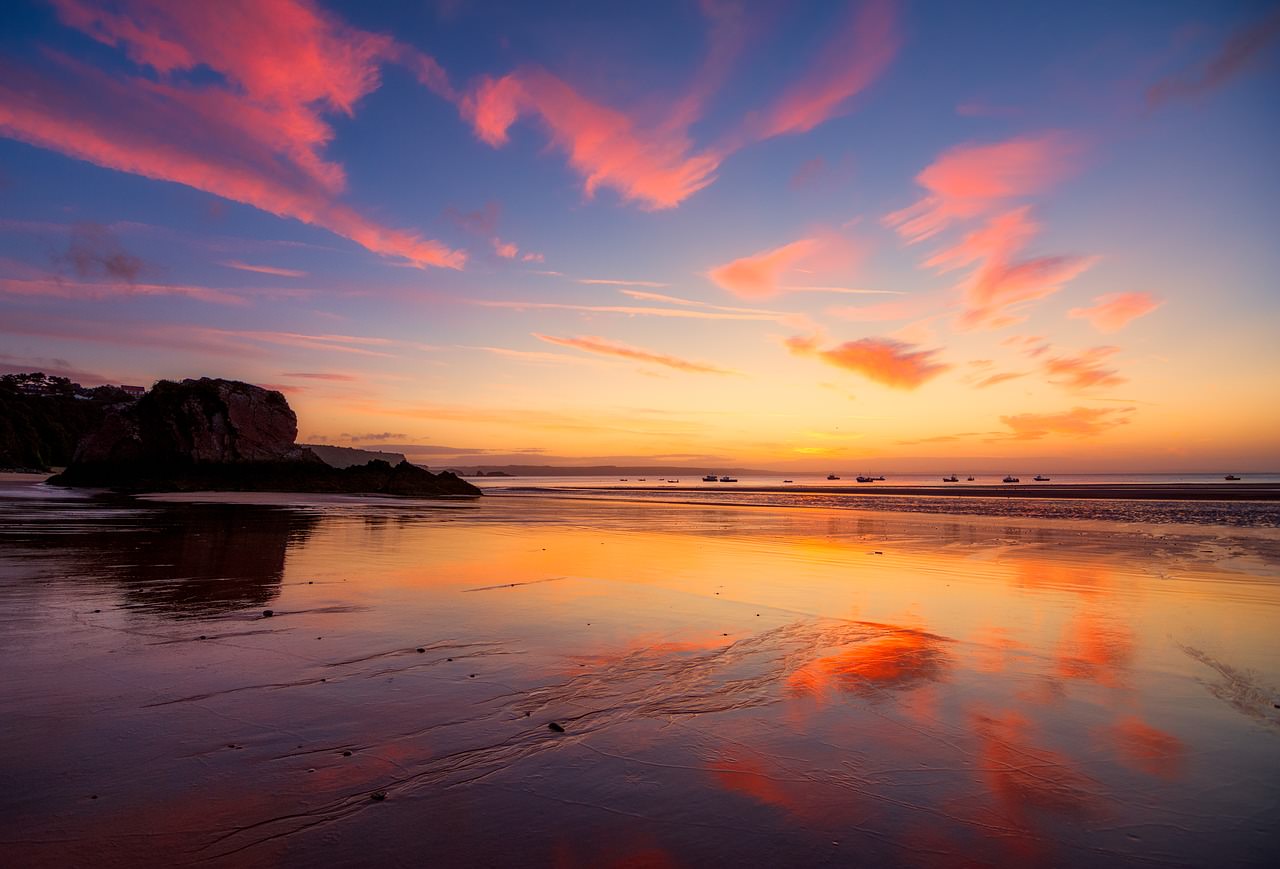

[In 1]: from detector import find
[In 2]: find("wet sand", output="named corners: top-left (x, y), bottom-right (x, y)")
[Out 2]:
top-left (1, 481), bottom-right (1278, 866)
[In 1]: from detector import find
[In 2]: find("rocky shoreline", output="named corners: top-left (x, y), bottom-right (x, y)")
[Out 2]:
top-left (46, 378), bottom-right (480, 498)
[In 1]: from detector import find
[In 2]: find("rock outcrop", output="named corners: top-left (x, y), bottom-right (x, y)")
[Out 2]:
top-left (49, 378), bottom-right (480, 498)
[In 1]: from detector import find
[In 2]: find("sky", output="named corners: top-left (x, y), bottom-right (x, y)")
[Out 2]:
top-left (1, 0), bottom-right (1278, 472)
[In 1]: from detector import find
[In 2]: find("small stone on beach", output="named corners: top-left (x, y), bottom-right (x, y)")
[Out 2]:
top-left (342, 750), bottom-right (352, 757)
top-left (548, 722), bottom-right (565, 733)
top-left (263, 609), bottom-right (273, 617)
top-left (416, 647), bottom-right (425, 653)
top-left (370, 791), bottom-right (386, 801)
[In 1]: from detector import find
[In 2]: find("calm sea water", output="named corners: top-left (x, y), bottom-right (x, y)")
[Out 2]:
top-left (474, 472), bottom-right (1280, 488)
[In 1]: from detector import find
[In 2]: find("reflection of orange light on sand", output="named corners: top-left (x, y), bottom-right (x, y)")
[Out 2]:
top-left (975, 710), bottom-right (1096, 817)
top-left (1055, 609), bottom-right (1133, 687)
top-left (711, 754), bottom-right (797, 813)
top-left (786, 629), bottom-right (947, 700)
top-left (1109, 715), bottom-right (1185, 779)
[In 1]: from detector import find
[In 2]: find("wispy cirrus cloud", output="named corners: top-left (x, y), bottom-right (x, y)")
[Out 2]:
top-left (927, 207), bottom-right (1095, 330)
top-left (745, 0), bottom-right (898, 139)
top-left (0, 0), bottom-right (464, 268)
top-left (471, 298), bottom-right (787, 322)
top-left (221, 260), bottom-right (307, 278)
top-left (1146, 7), bottom-right (1280, 108)
top-left (999, 406), bottom-right (1133, 440)
top-left (281, 372), bottom-right (359, 381)
top-left (578, 278), bottom-right (670, 288)
top-left (534, 333), bottom-right (736, 375)
top-left (0, 275), bottom-right (248, 306)
top-left (786, 335), bottom-right (951, 390)
top-left (884, 133), bottom-right (1083, 242)
top-left (1043, 346), bottom-right (1126, 391)
top-left (1069, 292), bottom-right (1163, 332)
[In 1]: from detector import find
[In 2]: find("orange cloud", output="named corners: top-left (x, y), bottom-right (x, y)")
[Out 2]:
top-left (0, 1), bottom-right (463, 268)
top-left (749, 0), bottom-right (898, 138)
top-left (787, 335), bottom-right (951, 389)
top-left (1068, 292), bottom-right (1163, 332)
top-left (1146, 7), bottom-right (1280, 108)
top-left (975, 371), bottom-right (1026, 389)
top-left (1043, 346), bottom-right (1125, 391)
top-left (884, 133), bottom-right (1082, 242)
top-left (999, 406), bottom-right (1133, 440)
top-left (533, 333), bottom-right (736, 375)
top-left (492, 239), bottom-right (519, 259)
top-left (461, 67), bottom-right (721, 210)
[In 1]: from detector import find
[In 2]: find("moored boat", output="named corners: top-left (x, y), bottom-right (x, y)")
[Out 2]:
top-left (1003, 475), bottom-right (1019, 483)
top-left (1033, 475), bottom-right (1050, 481)
top-left (943, 475), bottom-right (958, 482)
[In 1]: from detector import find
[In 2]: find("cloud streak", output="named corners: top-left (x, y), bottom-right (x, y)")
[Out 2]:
top-left (534, 333), bottom-right (736, 375)
top-left (1069, 292), bottom-right (1162, 332)
top-left (999, 406), bottom-right (1133, 440)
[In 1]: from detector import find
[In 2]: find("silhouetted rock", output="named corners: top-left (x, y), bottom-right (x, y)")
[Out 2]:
top-left (48, 378), bottom-right (480, 498)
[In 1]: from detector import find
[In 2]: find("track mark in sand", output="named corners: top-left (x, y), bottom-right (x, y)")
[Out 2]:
top-left (462, 576), bottom-right (570, 592)
top-left (1178, 643), bottom-right (1278, 725)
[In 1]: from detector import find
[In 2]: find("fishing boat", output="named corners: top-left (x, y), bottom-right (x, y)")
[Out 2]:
top-left (783, 479), bottom-right (794, 483)
top-left (1225, 474), bottom-right (1241, 481)
top-left (702, 474), bottom-right (718, 482)
top-left (1034, 475), bottom-right (1050, 481)
top-left (827, 474), bottom-right (840, 480)
top-left (1003, 475), bottom-right (1019, 483)
top-left (856, 476), bottom-right (874, 483)
top-left (720, 476), bottom-right (738, 482)
top-left (967, 476), bottom-right (974, 481)
top-left (943, 475), bottom-right (958, 482)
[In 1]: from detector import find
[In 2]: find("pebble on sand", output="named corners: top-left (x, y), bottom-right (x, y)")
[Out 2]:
top-left (370, 791), bottom-right (387, 801)
top-left (548, 722), bottom-right (565, 733)
top-left (262, 609), bottom-right (273, 617)
top-left (416, 647), bottom-right (425, 653)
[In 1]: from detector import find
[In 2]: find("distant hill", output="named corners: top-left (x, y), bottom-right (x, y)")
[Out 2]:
top-left (302, 444), bottom-right (408, 469)
top-left (0, 373), bottom-right (136, 471)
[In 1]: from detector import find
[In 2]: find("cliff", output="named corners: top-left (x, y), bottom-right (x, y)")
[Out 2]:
top-left (302, 443), bottom-right (408, 469)
top-left (48, 378), bottom-right (480, 498)
top-left (0, 373), bottom-right (136, 471)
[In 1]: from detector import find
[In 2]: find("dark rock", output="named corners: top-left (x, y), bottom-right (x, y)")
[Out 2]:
top-left (416, 647), bottom-right (425, 653)
top-left (548, 722), bottom-right (565, 733)
top-left (46, 378), bottom-right (481, 498)
top-left (342, 750), bottom-right (352, 757)
top-left (263, 609), bottom-right (273, 617)
top-left (370, 791), bottom-right (387, 802)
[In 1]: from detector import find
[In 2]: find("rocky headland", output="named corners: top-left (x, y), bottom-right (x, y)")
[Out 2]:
top-left (48, 378), bottom-right (480, 498)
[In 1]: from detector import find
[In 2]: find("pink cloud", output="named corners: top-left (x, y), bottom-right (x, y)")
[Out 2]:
top-left (0, 1), bottom-right (463, 268)
top-left (533, 333), bottom-right (735, 375)
top-left (748, 0), bottom-right (898, 139)
top-left (1147, 7), bottom-right (1280, 108)
top-left (708, 238), bottom-right (821, 298)
top-left (492, 239), bottom-right (519, 259)
top-left (1069, 292), bottom-right (1163, 332)
top-left (460, 68), bottom-right (721, 210)
top-left (787, 335), bottom-right (951, 390)
top-left (999, 406), bottom-right (1133, 440)
top-left (220, 260), bottom-right (307, 278)
top-left (884, 133), bottom-right (1083, 242)
top-left (924, 208), bottom-right (1094, 330)
top-left (521, 252), bottom-right (544, 263)
top-left (1043, 346), bottom-right (1126, 391)
top-left (473, 299), bottom-right (785, 322)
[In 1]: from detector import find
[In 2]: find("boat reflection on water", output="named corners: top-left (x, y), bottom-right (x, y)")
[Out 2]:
top-left (0, 485), bottom-right (1276, 866)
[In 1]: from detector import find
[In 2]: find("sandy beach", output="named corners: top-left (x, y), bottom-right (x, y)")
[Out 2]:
top-left (1, 479), bottom-right (1278, 867)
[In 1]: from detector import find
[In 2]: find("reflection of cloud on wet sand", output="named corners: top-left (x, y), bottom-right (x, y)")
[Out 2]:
top-left (1108, 715), bottom-right (1186, 779)
top-left (786, 626), bottom-right (950, 701)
